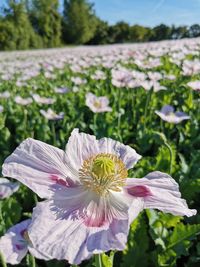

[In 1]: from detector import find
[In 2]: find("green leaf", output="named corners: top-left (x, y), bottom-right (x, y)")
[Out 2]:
top-left (158, 223), bottom-right (200, 267)
top-left (181, 179), bottom-right (200, 201)
top-left (121, 213), bottom-right (149, 267)
top-left (0, 197), bottom-right (22, 234)
top-left (167, 223), bottom-right (200, 250)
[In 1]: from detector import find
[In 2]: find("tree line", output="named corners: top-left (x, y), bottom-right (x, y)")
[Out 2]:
top-left (0, 0), bottom-right (200, 50)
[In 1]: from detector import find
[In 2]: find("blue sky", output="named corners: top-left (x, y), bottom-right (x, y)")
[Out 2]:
top-left (1, 0), bottom-right (200, 27)
top-left (92, 0), bottom-right (200, 27)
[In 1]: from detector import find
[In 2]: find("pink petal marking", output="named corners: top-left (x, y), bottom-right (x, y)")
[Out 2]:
top-left (15, 244), bottom-right (25, 251)
top-left (83, 213), bottom-right (108, 227)
top-left (20, 229), bottom-right (27, 238)
top-left (126, 185), bottom-right (152, 197)
top-left (50, 175), bottom-right (67, 186)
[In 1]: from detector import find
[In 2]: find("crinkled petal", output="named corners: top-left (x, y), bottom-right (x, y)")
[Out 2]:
top-left (125, 171), bottom-right (196, 217)
top-left (28, 245), bottom-right (52, 261)
top-left (0, 220), bottom-right (31, 265)
top-left (2, 138), bottom-right (75, 199)
top-left (98, 138), bottom-right (141, 169)
top-left (52, 184), bottom-right (130, 227)
top-left (127, 197), bottom-right (144, 224)
top-left (0, 233), bottom-right (27, 265)
top-left (0, 178), bottom-right (19, 199)
top-left (28, 201), bottom-right (129, 265)
top-left (65, 129), bottom-right (100, 171)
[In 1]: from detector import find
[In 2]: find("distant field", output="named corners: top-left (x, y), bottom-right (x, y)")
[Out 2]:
top-left (0, 39), bottom-right (200, 267)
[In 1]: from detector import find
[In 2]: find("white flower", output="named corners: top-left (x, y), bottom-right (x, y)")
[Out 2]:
top-left (54, 87), bottom-right (69, 94)
top-left (155, 105), bottom-right (190, 123)
top-left (0, 91), bottom-right (10, 99)
top-left (15, 96), bottom-right (33, 106)
top-left (40, 108), bottom-right (64, 120)
top-left (32, 94), bottom-right (55, 105)
top-left (187, 81), bottom-right (200, 91)
top-left (86, 93), bottom-right (112, 113)
top-left (2, 129), bottom-right (196, 265)
top-left (0, 220), bottom-right (50, 264)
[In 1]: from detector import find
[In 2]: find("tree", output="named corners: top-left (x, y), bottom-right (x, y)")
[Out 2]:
top-left (29, 0), bottom-right (62, 47)
top-left (63, 0), bottom-right (97, 44)
top-left (0, 19), bottom-right (17, 50)
top-left (188, 24), bottom-right (200, 38)
top-left (0, 0), bottom-right (41, 50)
top-left (109, 21), bottom-right (131, 43)
top-left (130, 24), bottom-right (152, 42)
top-left (151, 24), bottom-right (172, 41)
top-left (88, 19), bottom-right (110, 44)
top-left (170, 25), bottom-right (188, 39)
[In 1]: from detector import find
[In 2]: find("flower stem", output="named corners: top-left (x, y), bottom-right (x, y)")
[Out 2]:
top-left (27, 254), bottom-right (36, 267)
top-left (132, 89), bottom-right (136, 125)
top-left (160, 119), bottom-right (164, 134)
top-left (143, 88), bottom-right (153, 132)
top-left (164, 141), bottom-right (173, 174)
top-left (95, 254), bottom-right (102, 267)
top-left (51, 121), bottom-right (56, 145)
top-left (93, 113), bottom-right (97, 135)
top-left (0, 252), bottom-right (7, 267)
top-left (24, 109), bottom-right (28, 137)
top-left (117, 89), bottom-right (123, 142)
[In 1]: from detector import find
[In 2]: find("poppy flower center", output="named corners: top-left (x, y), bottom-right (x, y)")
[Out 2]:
top-left (93, 101), bottom-right (102, 109)
top-left (79, 153), bottom-right (127, 196)
top-left (166, 112), bottom-right (174, 116)
top-left (92, 156), bottom-right (115, 177)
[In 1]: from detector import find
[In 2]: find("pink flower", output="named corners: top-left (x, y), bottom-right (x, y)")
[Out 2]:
top-left (15, 96), bottom-right (33, 106)
top-left (111, 69), bottom-right (133, 88)
top-left (147, 71), bottom-right (162, 81)
top-left (71, 77), bottom-right (86, 85)
top-left (141, 80), bottom-right (166, 92)
top-left (91, 70), bottom-right (106, 80)
top-left (0, 220), bottom-right (50, 264)
top-left (86, 93), bottom-right (112, 113)
top-left (155, 105), bottom-right (190, 124)
top-left (187, 81), bottom-right (200, 91)
top-left (32, 94), bottom-right (55, 105)
top-left (2, 129), bottom-right (196, 264)
top-left (0, 91), bottom-right (10, 99)
top-left (40, 108), bottom-right (64, 120)
top-left (54, 87), bottom-right (69, 94)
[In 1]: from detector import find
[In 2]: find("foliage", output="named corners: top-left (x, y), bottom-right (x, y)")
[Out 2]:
top-left (121, 214), bottom-right (149, 267)
top-left (63, 0), bottom-right (97, 44)
top-left (29, 0), bottom-right (62, 47)
top-left (0, 0), bottom-right (42, 50)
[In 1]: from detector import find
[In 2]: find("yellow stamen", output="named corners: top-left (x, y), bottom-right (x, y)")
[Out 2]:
top-left (79, 153), bottom-right (127, 196)
top-left (92, 156), bottom-right (115, 177)
top-left (93, 101), bottom-right (102, 109)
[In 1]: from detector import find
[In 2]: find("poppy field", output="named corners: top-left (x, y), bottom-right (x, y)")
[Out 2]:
top-left (0, 38), bottom-right (200, 267)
